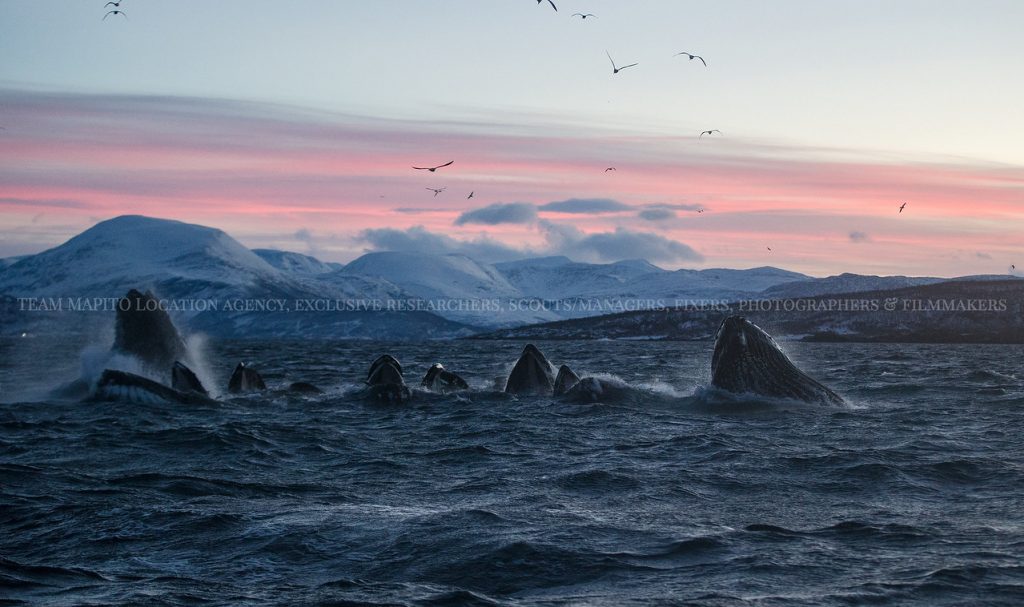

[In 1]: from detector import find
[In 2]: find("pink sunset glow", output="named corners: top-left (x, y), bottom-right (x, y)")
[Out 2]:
top-left (1, 90), bottom-right (1022, 277)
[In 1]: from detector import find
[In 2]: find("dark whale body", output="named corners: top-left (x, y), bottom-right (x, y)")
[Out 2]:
top-left (711, 316), bottom-right (845, 406)
top-left (113, 289), bottom-right (186, 371)
top-left (504, 344), bottom-right (554, 395)
top-left (228, 362), bottom-right (266, 394)
top-left (553, 365), bottom-right (581, 396)
top-left (421, 363), bottom-right (469, 393)
top-left (365, 354), bottom-right (411, 404)
top-left (93, 369), bottom-right (216, 405)
top-left (171, 361), bottom-right (208, 396)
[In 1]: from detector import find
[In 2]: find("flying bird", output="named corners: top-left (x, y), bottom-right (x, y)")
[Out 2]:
top-left (606, 51), bottom-right (638, 74)
top-left (104, 1), bottom-right (121, 6)
top-left (604, 167), bottom-right (617, 172)
top-left (103, 9), bottom-right (127, 19)
top-left (467, 191), bottom-right (474, 199)
top-left (699, 129), bottom-right (722, 138)
top-left (572, 13), bottom-right (596, 19)
top-left (674, 52), bottom-right (707, 67)
top-left (697, 209), bottom-right (705, 213)
top-left (426, 187), bottom-right (446, 197)
top-left (412, 160), bottom-right (454, 172)
top-left (898, 202), bottom-right (907, 213)
top-left (767, 246), bottom-right (772, 252)
top-left (537, 0), bottom-right (557, 11)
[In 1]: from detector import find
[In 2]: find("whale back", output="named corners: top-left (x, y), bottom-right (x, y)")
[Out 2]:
top-left (553, 365), bottom-right (581, 396)
top-left (504, 344), bottom-right (554, 395)
top-left (113, 289), bottom-right (186, 371)
top-left (712, 316), bottom-right (844, 406)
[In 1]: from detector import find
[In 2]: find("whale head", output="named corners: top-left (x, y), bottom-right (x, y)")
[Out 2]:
top-left (711, 316), bottom-right (844, 406)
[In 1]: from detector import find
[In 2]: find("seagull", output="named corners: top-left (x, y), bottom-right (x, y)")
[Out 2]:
top-left (697, 208), bottom-right (705, 213)
top-left (604, 167), bottom-right (616, 172)
top-left (537, 0), bottom-right (557, 11)
top-left (103, 9), bottom-right (126, 19)
top-left (606, 51), bottom-right (638, 74)
top-left (467, 191), bottom-right (474, 199)
top-left (767, 246), bottom-right (772, 252)
top-left (674, 52), bottom-right (707, 67)
top-left (699, 129), bottom-right (722, 138)
top-left (426, 187), bottom-right (446, 197)
top-left (412, 160), bottom-right (454, 172)
top-left (104, 1), bottom-right (121, 6)
top-left (898, 202), bottom-right (907, 213)
top-left (572, 13), bottom-right (596, 19)
top-left (1011, 264), bottom-right (1016, 271)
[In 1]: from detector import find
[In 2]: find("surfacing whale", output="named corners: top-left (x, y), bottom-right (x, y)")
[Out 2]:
top-left (228, 362), bottom-right (266, 394)
top-left (421, 363), bottom-right (469, 393)
top-left (93, 369), bottom-right (215, 405)
top-left (505, 344), bottom-right (554, 395)
top-left (711, 316), bottom-right (845, 406)
top-left (553, 364), bottom-right (581, 396)
top-left (172, 361), bottom-right (208, 396)
top-left (365, 354), bottom-right (411, 403)
top-left (113, 289), bottom-right (186, 371)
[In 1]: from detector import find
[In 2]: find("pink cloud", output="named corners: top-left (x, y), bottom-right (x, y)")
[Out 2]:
top-left (1, 89), bottom-right (1022, 276)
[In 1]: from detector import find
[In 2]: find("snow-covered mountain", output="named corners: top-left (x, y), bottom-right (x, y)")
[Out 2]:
top-left (0, 216), bottom-right (468, 338)
top-left (494, 256), bottom-right (664, 300)
top-left (0, 215), bottom-right (304, 302)
top-left (253, 249), bottom-right (343, 276)
top-left (3, 214), bottom-right (1013, 339)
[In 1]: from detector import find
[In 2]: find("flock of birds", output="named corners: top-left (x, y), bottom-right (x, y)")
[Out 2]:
top-left (102, 1), bottom-right (126, 20)
top-left (89, 1), bottom-right (1015, 272)
top-left (399, 2), bottom-right (930, 257)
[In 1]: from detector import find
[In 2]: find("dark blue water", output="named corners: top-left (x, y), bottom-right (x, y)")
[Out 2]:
top-left (2, 337), bottom-right (1024, 605)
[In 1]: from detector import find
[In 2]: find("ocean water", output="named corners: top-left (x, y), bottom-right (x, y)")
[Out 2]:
top-left (2, 337), bottom-right (1024, 606)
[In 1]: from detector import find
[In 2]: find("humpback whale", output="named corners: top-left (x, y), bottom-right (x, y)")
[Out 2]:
top-left (365, 354), bottom-right (411, 403)
top-left (288, 382), bottom-right (323, 394)
top-left (93, 369), bottom-right (215, 405)
top-left (711, 316), bottom-right (845, 406)
top-left (553, 365), bottom-right (581, 396)
top-left (421, 363), bottom-right (469, 393)
top-left (171, 361), bottom-right (208, 396)
top-left (228, 363), bottom-right (266, 394)
top-left (113, 289), bottom-right (186, 371)
top-left (504, 344), bottom-right (554, 395)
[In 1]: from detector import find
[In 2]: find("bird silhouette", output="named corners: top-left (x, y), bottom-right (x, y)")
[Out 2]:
top-left (104, 1), bottom-right (121, 6)
top-left (412, 160), bottom-right (454, 172)
top-left (697, 209), bottom-right (705, 213)
top-left (674, 52), bottom-right (707, 67)
top-left (537, 0), bottom-right (557, 11)
top-left (572, 13), bottom-right (596, 19)
top-left (604, 167), bottom-right (617, 172)
top-left (898, 202), bottom-right (907, 213)
top-left (699, 129), bottom-right (722, 138)
top-left (467, 191), bottom-right (474, 199)
top-left (767, 246), bottom-right (772, 252)
top-left (606, 51), bottom-right (638, 74)
top-left (426, 187), bottom-right (446, 197)
top-left (103, 9), bottom-right (127, 19)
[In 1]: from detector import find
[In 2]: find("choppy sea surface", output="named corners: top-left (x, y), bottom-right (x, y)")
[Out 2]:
top-left (2, 336), bottom-right (1024, 606)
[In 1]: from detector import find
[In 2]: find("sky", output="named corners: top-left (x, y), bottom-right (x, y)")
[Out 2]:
top-left (1, 0), bottom-right (1022, 277)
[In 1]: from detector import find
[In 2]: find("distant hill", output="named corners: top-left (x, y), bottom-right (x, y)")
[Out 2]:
top-left (472, 279), bottom-right (1024, 343)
